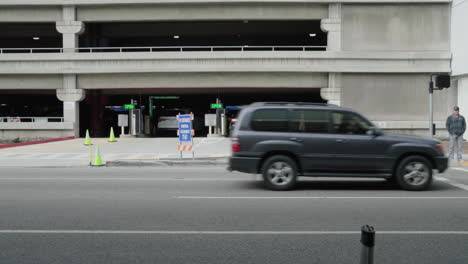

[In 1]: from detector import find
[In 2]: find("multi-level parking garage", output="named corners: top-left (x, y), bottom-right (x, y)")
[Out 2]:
top-left (1, 19), bottom-right (327, 137)
top-left (0, 0), bottom-right (455, 139)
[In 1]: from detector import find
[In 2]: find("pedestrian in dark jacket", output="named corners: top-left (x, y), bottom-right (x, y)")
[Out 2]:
top-left (446, 106), bottom-right (466, 161)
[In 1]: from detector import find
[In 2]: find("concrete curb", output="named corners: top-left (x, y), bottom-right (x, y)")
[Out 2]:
top-left (106, 158), bottom-right (229, 167)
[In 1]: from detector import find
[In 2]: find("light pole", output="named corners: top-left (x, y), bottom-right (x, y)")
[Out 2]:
top-left (428, 73), bottom-right (451, 137)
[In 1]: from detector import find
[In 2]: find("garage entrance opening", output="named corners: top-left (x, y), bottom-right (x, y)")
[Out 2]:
top-left (80, 20), bottom-right (326, 50)
top-left (79, 88), bottom-right (326, 138)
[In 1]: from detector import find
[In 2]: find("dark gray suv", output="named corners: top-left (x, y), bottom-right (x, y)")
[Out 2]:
top-left (228, 102), bottom-right (448, 191)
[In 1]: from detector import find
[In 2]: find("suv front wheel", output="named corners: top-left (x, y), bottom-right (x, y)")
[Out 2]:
top-left (261, 155), bottom-right (298, 191)
top-left (395, 155), bottom-right (433, 191)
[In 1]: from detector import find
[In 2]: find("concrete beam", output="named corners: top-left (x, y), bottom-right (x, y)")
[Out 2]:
top-left (0, 6), bottom-right (62, 22)
top-left (76, 2), bottom-right (327, 21)
top-left (76, 72), bottom-right (328, 89)
top-left (0, 51), bottom-right (451, 75)
top-left (0, 75), bottom-right (62, 89)
top-left (0, 1), bottom-right (453, 6)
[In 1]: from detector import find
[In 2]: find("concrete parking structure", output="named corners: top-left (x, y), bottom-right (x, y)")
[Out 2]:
top-left (0, 0), bottom-right (458, 141)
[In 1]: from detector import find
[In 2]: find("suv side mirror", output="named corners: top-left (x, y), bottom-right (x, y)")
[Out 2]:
top-left (367, 127), bottom-right (382, 137)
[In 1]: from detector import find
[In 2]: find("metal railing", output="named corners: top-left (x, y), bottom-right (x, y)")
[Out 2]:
top-left (0, 117), bottom-right (64, 123)
top-left (0, 45), bottom-right (326, 54)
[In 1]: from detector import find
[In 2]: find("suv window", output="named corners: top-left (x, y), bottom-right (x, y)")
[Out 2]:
top-left (290, 109), bottom-right (329, 133)
top-left (251, 109), bottom-right (289, 132)
top-left (332, 111), bottom-right (372, 135)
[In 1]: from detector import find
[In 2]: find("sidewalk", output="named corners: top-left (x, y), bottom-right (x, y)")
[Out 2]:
top-left (441, 140), bottom-right (468, 167)
top-left (0, 137), bottom-right (230, 168)
top-left (441, 140), bottom-right (468, 154)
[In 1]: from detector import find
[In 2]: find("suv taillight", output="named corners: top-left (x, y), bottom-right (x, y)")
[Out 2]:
top-left (436, 144), bottom-right (444, 153)
top-left (232, 137), bottom-right (241, 153)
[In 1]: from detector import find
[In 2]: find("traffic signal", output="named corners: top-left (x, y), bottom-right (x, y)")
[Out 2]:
top-left (435, 74), bottom-right (450, 89)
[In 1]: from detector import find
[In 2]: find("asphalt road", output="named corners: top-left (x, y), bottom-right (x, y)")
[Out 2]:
top-left (0, 167), bottom-right (467, 264)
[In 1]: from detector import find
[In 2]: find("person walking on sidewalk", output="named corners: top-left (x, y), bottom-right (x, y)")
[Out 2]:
top-left (446, 106), bottom-right (466, 161)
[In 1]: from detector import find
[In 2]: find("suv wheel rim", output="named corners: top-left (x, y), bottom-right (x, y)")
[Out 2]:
top-left (267, 161), bottom-right (294, 186)
top-left (403, 162), bottom-right (429, 186)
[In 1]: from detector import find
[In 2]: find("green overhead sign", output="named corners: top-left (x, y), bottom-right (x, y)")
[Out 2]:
top-left (211, 103), bottom-right (223, 109)
top-left (124, 104), bottom-right (135, 109)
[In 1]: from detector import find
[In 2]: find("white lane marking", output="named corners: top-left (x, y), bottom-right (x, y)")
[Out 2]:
top-left (445, 182), bottom-right (468, 191)
top-left (452, 167), bottom-right (468, 173)
top-left (436, 176), bottom-right (468, 191)
top-left (0, 178), bottom-right (248, 181)
top-left (176, 196), bottom-right (468, 199)
top-left (0, 230), bottom-right (467, 235)
top-left (435, 176), bottom-right (450, 182)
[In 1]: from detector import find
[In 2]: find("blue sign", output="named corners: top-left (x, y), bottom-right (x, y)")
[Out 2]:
top-left (178, 114), bottom-right (192, 142)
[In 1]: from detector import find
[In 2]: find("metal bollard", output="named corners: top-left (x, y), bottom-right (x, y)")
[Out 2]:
top-left (360, 225), bottom-right (375, 264)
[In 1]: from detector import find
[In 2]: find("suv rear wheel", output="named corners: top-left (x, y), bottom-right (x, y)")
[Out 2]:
top-left (261, 155), bottom-right (298, 191)
top-left (395, 155), bottom-right (433, 191)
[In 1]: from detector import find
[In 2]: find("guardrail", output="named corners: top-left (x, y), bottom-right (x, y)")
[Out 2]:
top-left (0, 45), bottom-right (326, 54)
top-left (0, 117), bottom-right (64, 123)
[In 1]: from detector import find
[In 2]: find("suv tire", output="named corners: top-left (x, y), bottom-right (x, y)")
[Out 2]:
top-left (395, 155), bottom-right (433, 191)
top-left (261, 155), bottom-right (298, 191)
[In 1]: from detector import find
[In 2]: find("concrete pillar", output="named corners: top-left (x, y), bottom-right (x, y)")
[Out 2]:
top-left (57, 74), bottom-right (85, 137)
top-left (320, 4), bottom-right (342, 106)
top-left (55, 6), bottom-right (84, 53)
top-left (320, 3), bottom-right (342, 51)
top-left (321, 73), bottom-right (341, 106)
top-left (63, 101), bottom-right (80, 137)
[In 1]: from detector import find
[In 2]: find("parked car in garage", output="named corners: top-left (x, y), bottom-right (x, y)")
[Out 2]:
top-left (228, 102), bottom-right (448, 191)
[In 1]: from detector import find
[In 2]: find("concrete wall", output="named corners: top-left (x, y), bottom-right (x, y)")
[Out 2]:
top-left (451, 0), bottom-right (468, 76)
top-left (77, 2), bottom-right (327, 21)
top-left (0, 75), bottom-right (62, 89)
top-left (77, 72), bottom-right (328, 89)
top-left (0, 6), bottom-right (61, 22)
top-left (0, 122), bottom-right (74, 140)
top-left (341, 73), bottom-right (456, 136)
top-left (0, 0), bottom-right (454, 5)
top-left (0, 129), bottom-right (73, 141)
top-left (452, 0), bottom-right (468, 116)
top-left (342, 4), bottom-right (450, 51)
top-left (457, 77), bottom-right (468, 121)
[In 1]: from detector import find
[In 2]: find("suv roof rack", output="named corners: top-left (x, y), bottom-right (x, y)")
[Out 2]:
top-left (250, 102), bottom-right (339, 107)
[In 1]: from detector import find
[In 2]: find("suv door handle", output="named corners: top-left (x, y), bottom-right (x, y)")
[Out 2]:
top-left (289, 137), bottom-right (303, 142)
top-left (336, 139), bottom-right (346, 143)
